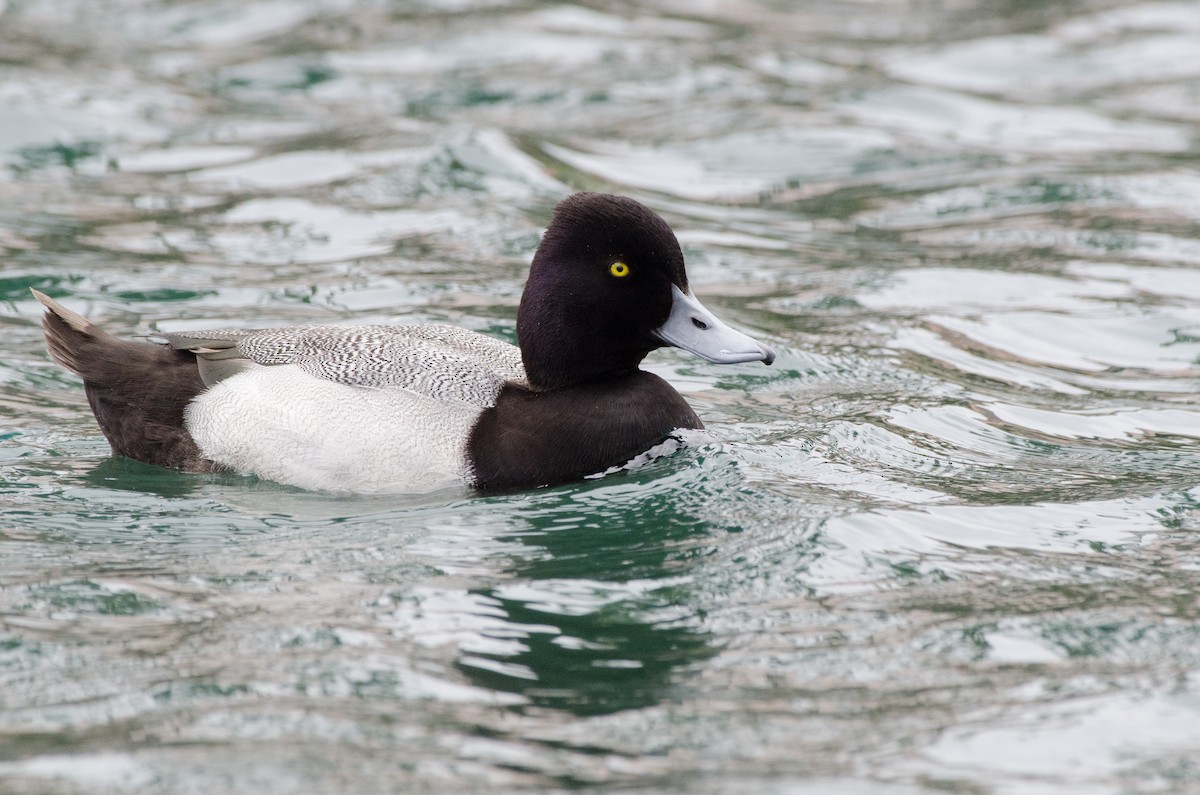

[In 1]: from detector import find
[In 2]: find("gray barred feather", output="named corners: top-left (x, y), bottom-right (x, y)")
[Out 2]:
top-left (163, 324), bottom-right (525, 407)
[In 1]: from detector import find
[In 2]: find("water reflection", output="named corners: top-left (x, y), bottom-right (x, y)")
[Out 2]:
top-left (457, 471), bottom-right (719, 715)
top-left (83, 456), bottom-right (205, 498)
top-left (457, 584), bottom-right (712, 715)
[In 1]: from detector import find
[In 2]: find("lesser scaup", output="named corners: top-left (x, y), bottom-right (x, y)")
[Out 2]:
top-left (35, 192), bottom-right (775, 492)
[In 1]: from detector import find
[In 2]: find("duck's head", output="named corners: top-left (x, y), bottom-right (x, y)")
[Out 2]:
top-left (517, 192), bottom-right (775, 390)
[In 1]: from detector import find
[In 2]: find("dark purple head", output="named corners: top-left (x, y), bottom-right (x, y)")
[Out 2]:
top-left (517, 193), bottom-right (774, 391)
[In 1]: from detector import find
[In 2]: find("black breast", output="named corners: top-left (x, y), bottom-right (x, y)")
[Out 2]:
top-left (466, 371), bottom-right (703, 491)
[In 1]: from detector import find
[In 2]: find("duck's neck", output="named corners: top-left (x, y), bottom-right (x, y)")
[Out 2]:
top-left (516, 319), bottom-right (648, 391)
top-left (520, 334), bottom-right (647, 392)
top-left (517, 300), bottom-right (650, 391)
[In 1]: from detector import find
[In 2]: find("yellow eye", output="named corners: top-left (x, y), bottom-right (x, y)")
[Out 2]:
top-left (609, 261), bottom-right (630, 278)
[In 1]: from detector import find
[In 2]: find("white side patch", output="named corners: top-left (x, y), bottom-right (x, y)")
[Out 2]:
top-left (186, 365), bottom-right (482, 493)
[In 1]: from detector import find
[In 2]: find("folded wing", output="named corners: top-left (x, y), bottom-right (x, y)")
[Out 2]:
top-left (162, 324), bottom-right (526, 407)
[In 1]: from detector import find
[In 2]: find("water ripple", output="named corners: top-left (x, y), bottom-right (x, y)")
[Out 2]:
top-left (3, 0), bottom-right (1200, 793)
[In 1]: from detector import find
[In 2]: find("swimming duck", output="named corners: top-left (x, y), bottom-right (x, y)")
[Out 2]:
top-left (35, 192), bottom-right (775, 492)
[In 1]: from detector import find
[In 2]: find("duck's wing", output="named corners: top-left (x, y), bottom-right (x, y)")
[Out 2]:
top-left (162, 324), bottom-right (526, 407)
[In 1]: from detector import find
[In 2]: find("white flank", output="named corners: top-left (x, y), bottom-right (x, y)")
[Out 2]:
top-left (186, 365), bottom-right (482, 493)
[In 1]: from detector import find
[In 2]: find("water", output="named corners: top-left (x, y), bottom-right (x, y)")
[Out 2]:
top-left (2, 0), bottom-right (1200, 792)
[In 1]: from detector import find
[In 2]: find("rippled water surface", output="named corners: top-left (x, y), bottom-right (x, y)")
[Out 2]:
top-left (3, 1), bottom-right (1200, 792)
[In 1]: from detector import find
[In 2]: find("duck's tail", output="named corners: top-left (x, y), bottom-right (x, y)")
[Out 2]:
top-left (33, 289), bottom-right (215, 472)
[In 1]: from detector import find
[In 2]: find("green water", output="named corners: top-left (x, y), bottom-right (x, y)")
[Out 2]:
top-left (3, 1), bottom-right (1200, 792)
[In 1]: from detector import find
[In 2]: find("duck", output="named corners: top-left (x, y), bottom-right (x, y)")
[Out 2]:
top-left (34, 192), bottom-right (775, 493)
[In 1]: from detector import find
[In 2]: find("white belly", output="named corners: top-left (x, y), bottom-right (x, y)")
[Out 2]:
top-left (185, 365), bottom-right (482, 493)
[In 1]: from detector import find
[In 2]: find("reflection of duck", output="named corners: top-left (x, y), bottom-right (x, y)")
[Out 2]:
top-left (456, 477), bottom-right (720, 716)
top-left (35, 193), bottom-right (774, 493)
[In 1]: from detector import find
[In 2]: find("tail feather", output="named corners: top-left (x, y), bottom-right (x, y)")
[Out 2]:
top-left (34, 288), bottom-right (100, 376)
top-left (33, 289), bottom-right (216, 472)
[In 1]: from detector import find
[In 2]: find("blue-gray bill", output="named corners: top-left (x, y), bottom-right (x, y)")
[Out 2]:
top-left (653, 284), bottom-right (776, 365)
